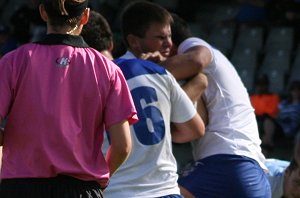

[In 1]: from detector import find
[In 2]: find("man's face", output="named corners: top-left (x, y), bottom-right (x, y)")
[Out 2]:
top-left (135, 22), bottom-right (172, 57)
top-left (284, 142), bottom-right (300, 198)
top-left (283, 167), bottom-right (300, 198)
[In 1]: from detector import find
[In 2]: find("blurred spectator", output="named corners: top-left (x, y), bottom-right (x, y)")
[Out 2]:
top-left (10, 5), bottom-right (33, 45)
top-left (0, 25), bottom-right (15, 57)
top-left (276, 81), bottom-right (300, 138)
top-left (234, 0), bottom-right (270, 25)
top-left (259, 80), bottom-right (300, 155)
top-left (250, 74), bottom-right (280, 152)
top-left (0, 4), bottom-right (34, 57)
top-left (266, 0), bottom-right (300, 26)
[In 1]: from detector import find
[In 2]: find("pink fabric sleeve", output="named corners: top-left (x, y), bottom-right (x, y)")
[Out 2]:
top-left (104, 63), bottom-right (138, 129)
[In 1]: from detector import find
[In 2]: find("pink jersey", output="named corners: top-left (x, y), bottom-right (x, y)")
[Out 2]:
top-left (0, 34), bottom-right (137, 187)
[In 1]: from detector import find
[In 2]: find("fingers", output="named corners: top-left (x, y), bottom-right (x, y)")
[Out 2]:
top-left (140, 52), bottom-right (166, 63)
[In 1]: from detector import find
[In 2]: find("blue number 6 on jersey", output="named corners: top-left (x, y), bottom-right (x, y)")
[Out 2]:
top-left (131, 87), bottom-right (165, 145)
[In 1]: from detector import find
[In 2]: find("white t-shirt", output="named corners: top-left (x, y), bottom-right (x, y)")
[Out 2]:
top-left (104, 51), bottom-right (197, 198)
top-left (178, 37), bottom-right (267, 170)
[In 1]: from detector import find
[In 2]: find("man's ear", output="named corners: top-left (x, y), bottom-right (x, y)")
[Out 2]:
top-left (127, 34), bottom-right (141, 52)
top-left (81, 8), bottom-right (90, 25)
top-left (39, 4), bottom-right (48, 22)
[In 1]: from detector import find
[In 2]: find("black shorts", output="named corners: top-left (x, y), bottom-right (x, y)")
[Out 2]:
top-left (0, 175), bottom-right (103, 198)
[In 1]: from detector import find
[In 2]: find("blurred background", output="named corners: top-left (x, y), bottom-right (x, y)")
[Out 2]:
top-left (1, 0), bottom-right (300, 95)
top-left (1, 0), bottom-right (300, 160)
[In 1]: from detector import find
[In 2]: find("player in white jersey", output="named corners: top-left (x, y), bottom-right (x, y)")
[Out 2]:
top-left (0, 1), bottom-right (137, 197)
top-left (160, 14), bottom-right (272, 198)
top-left (103, 2), bottom-right (205, 198)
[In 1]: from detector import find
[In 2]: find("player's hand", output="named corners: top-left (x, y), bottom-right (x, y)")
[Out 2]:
top-left (140, 51), bottom-right (166, 63)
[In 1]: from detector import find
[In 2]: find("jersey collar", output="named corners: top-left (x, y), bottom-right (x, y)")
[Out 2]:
top-left (35, 34), bottom-right (89, 48)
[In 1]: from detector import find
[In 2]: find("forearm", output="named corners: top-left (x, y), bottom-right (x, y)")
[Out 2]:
top-left (161, 46), bottom-right (211, 80)
top-left (197, 96), bottom-right (209, 126)
top-left (182, 73), bottom-right (208, 102)
top-left (0, 128), bottom-right (3, 146)
top-left (106, 120), bottom-right (132, 175)
top-left (0, 117), bottom-right (3, 146)
top-left (172, 113), bottom-right (205, 143)
top-left (106, 146), bottom-right (129, 175)
top-left (161, 52), bottom-right (202, 80)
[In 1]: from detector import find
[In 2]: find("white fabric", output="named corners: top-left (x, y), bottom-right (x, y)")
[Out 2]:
top-left (178, 37), bottom-right (267, 170)
top-left (265, 158), bottom-right (288, 198)
top-left (104, 51), bottom-right (197, 198)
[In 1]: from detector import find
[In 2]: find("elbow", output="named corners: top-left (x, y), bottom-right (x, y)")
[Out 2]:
top-left (124, 144), bottom-right (132, 157)
top-left (124, 142), bottom-right (132, 159)
top-left (194, 118), bottom-right (206, 140)
top-left (197, 73), bottom-right (208, 91)
top-left (199, 125), bottom-right (205, 138)
top-left (194, 122), bottom-right (205, 140)
top-left (120, 142), bottom-right (132, 159)
top-left (111, 139), bottom-right (132, 161)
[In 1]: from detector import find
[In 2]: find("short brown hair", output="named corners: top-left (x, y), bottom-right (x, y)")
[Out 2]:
top-left (120, 0), bottom-right (173, 47)
top-left (81, 10), bottom-right (113, 52)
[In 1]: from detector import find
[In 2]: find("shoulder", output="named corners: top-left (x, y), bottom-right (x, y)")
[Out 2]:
top-left (114, 58), bottom-right (167, 79)
top-left (178, 37), bottom-right (210, 53)
top-left (0, 43), bottom-right (35, 63)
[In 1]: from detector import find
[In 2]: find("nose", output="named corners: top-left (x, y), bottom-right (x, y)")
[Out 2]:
top-left (164, 36), bottom-right (172, 48)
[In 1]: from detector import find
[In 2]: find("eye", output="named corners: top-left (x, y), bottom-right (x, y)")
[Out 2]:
top-left (155, 35), bottom-right (166, 40)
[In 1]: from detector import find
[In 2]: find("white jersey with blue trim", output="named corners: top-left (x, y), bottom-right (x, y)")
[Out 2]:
top-left (178, 38), bottom-right (267, 171)
top-left (104, 51), bottom-right (197, 198)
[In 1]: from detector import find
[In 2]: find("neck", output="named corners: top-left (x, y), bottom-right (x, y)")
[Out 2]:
top-left (128, 49), bottom-right (142, 58)
top-left (47, 24), bottom-right (83, 35)
top-left (101, 50), bottom-right (114, 60)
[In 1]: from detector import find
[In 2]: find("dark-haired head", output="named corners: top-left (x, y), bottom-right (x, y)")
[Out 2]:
top-left (286, 80), bottom-right (300, 103)
top-left (254, 74), bottom-right (271, 94)
top-left (170, 13), bottom-right (192, 47)
top-left (288, 80), bottom-right (300, 92)
top-left (81, 10), bottom-right (113, 53)
top-left (120, 0), bottom-right (173, 47)
top-left (39, 0), bottom-right (89, 33)
top-left (255, 74), bottom-right (269, 86)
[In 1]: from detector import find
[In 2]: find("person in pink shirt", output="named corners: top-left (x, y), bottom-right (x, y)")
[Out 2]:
top-left (0, 0), bottom-right (138, 197)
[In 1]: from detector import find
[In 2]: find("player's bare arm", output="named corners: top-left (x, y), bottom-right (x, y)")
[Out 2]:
top-left (106, 120), bottom-right (132, 176)
top-left (0, 117), bottom-right (3, 146)
top-left (171, 113), bottom-right (205, 143)
top-left (181, 73), bottom-right (208, 102)
top-left (181, 73), bottom-right (209, 126)
top-left (160, 45), bottom-right (212, 80)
